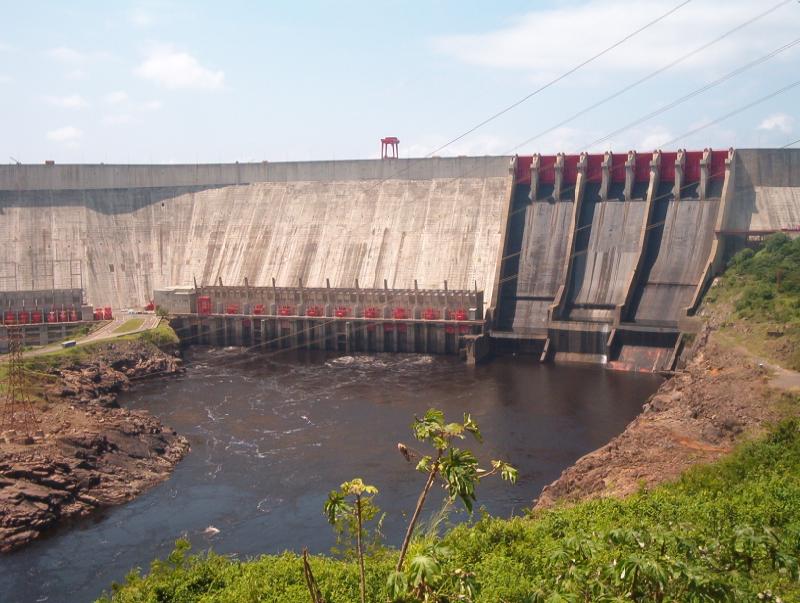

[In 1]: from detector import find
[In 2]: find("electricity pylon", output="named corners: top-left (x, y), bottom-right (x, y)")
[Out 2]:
top-left (1, 326), bottom-right (38, 440)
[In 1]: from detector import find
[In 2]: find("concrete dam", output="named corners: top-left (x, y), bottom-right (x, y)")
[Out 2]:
top-left (1, 148), bottom-right (798, 370)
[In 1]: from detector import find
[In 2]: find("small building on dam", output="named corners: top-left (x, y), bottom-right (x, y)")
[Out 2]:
top-left (1, 148), bottom-right (798, 371)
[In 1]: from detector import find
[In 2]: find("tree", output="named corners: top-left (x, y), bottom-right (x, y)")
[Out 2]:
top-left (393, 408), bottom-right (517, 573)
top-left (324, 479), bottom-right (379, 603)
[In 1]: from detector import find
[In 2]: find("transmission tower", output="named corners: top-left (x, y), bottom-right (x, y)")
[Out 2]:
top-left (1, 326), bottom-right (38, 441)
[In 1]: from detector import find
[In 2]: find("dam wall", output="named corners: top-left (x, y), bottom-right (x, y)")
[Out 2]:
top-left (0, 157), bottom-right (515, 311)
top-left (2, 148), bottom-right (798, 371)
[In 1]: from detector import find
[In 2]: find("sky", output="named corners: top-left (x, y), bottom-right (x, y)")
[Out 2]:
top-left (1, 0), bottom-right (799, 164)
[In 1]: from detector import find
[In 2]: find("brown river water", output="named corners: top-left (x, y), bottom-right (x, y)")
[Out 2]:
top-left (0, 348), bottom-right (661, 603)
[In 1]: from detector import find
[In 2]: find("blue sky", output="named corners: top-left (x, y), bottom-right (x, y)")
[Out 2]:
top-left (1, 0), bottom-right (799, 163)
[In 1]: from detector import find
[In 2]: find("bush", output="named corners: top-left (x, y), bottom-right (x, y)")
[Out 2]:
top-left (722, 234), bottom-right (800, 323)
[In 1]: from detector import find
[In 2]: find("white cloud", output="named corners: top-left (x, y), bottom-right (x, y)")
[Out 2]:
top-left (135, 44), bottom-right (224, 90)
top-left (141, 99), bottom-right (162, 111)
top-left (64, 69), bottom-right (87, 80)
top-left (128, 7), bottom-right (156, 27)
top-left (0, 42), bottom-right (11, 52)
top-left (0, 75), bottom-right (11, 84)
top-left (45, 94), bottom-right (90, 109)
top-left (102, 113), bottom-right (134, 125)
top-left (48, 46), bottom-right (87, 64)
top-left (433, 0), bottom-right (800, 78)
top-left (46, 126), bottom-right (83, 143)
top-left (639, 127), bottom-right (674, 151)
top-left (758, 113), bottom-right (794, 134)
top-left (104, 90), bottom-right (129, 104)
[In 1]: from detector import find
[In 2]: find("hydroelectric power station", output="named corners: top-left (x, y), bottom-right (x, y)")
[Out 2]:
top-left (1, 148), bottom-right (798, 371)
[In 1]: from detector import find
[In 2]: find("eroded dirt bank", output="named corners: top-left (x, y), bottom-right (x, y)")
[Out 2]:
top-left (0, 340), bottom-right (189, 553)
top-left (534, 327), bottom-right (795, 509)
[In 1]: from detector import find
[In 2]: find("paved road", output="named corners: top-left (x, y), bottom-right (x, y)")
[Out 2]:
top-left (21, 313), bottom-right (161, 358)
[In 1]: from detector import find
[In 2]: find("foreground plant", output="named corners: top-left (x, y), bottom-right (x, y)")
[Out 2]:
top-left (324, 479), bottom-right (379, 603)
top-left (394, 408), bottom-right (517, 573)
top-left (311, 408), bottom-right (517, 603)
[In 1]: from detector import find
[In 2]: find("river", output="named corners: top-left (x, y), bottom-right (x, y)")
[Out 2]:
top-left (0, 348), bottom-right (662, 602)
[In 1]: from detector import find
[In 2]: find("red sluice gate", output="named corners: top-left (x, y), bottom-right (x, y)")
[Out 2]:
top-left (306, 306), bottom-right (324, 317)
top-left (197, 296), bottom-right (212, 316)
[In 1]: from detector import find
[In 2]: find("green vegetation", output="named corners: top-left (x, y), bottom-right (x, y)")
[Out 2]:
top-left (722, 234), bottom-right (800, 323)
top-left (313, 410), bottom-right (516, 603)
top-left (324, 479), bottom-right (380, 603)
top-left (126, 320), bottom-right (179, 347)
top-left (113, 318), bottom-right (145, 334)
top-left (706, 233), bottom-right (800, 369)
top-left (99, 416), bottom-right (800, 603)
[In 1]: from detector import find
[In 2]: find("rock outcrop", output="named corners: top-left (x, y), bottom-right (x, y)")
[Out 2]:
top-left (0, 340), bottom-right (189, 553)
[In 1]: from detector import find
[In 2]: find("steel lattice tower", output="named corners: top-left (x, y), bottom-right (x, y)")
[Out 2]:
top-left (1, 326), bottom-right (38, 439)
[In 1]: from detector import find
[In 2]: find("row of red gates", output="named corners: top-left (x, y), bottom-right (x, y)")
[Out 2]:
top-left (1, 306), bottom-right (114, 325)
top-left (197, 297), bottom-right (470, 323)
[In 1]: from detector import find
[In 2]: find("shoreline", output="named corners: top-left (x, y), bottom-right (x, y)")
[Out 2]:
top-left (534, 325), bottom-right (794, 509)
top-left (0, 339), bottom-right (190, 554)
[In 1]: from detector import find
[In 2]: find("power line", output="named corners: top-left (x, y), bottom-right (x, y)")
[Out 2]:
top-left (426, 0), bottom-right (693, 158)
top-left (662, 78), bottom-right (800, 147)
top-left (782, 137), bottom-right (800, 148)
top-left (510, 0), bottom-right (796, 154)
top-left (581, 36), bottom-right (800, 151)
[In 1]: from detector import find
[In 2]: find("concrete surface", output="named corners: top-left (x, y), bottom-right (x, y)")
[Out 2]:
top-left (0, 159), bottom-right (513, 311)
top-left (726, 148), bottom-right (800, 231)
top-left (629, 183), bottom-right (720, 326)
top-left (511, 186), bottom-right (573, 331)
top-left (565, 185), bottom-right (648, 322)
top-left (0, 157), bottom-right (513, 190)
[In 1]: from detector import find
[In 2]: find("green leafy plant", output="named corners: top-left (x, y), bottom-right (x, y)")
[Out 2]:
top-left (323, 479), bottom-right (379, 603)
top-left (394, 409), bottom-right (517, 574)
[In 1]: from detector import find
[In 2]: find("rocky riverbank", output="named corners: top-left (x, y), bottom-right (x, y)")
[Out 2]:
top-left (0, 340), bottom-right (189, 553)
top-left (534, 326), bottom-right (794, 509)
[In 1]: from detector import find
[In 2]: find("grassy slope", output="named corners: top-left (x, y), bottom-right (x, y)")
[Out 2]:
top-left (114, 318), bottom-right (146, 334)
top-left (705, 234), bottom-right (800, 370)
